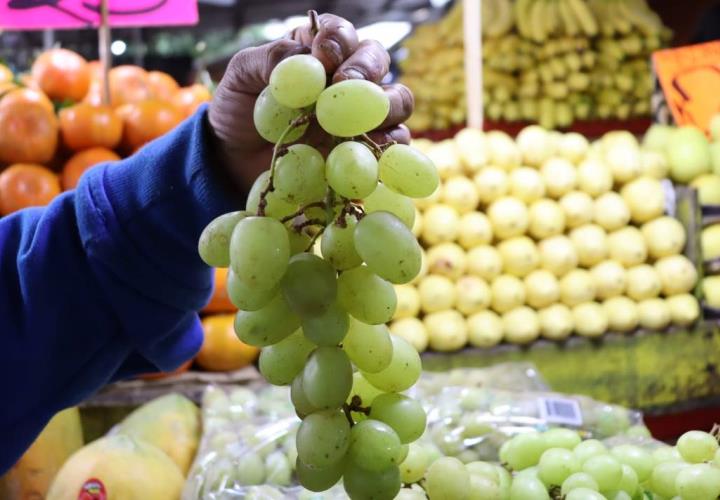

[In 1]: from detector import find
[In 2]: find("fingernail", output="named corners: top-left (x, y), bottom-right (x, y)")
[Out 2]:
top-left (317, 39), bottom-right (343, 67)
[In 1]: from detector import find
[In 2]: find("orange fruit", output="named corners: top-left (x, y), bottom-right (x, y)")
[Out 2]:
top-left (31, 48), bottom-right (90, 102)
top-left (0, 88), bottom-right (58, 165)
top-left (0, 64), bottom-right (13, 84)
top-left (172, 84), bottom-right (211, 118)
top-left (0, 164), bottom-right (61, 215)
top-left (61, 147), bottom-right (120, 190)
top-left (197, 314), bottom-right (259, 372)
top-left (109, 65), bottom-right (151, 107)
top-left (148, 71), bottom-right (180, 102)
top-left (0, 81), bottom-right (18, 98)
top-left (59, 103), bottom-right (123, 151)
top-left (138, 359), bottom-right (192, 380)
top-left (202, 268), bottom-right (236, 313)
top-left (121, 100), bottom-right (183, 152)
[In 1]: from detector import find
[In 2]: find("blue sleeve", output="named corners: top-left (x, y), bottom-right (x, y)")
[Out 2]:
top-left (0, 105), bottom-right (241, 473)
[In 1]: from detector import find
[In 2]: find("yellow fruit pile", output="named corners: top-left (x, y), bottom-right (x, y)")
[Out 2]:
top-left (400, 0), bottom-right (670, 131)
top-left (390, 126), bottom-right (700, 353)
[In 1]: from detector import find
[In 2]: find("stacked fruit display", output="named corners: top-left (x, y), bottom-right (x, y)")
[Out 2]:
top-left (400, 0), bottom-right (669, 131)
top-left (390, 125), bottom-right (700, 353)
top-left (0, 49), bottom-right (211, 217)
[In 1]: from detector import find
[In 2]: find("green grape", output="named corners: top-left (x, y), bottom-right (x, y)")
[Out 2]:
top-left (542, 428), bottom-right (581, 450)
top-left (286, 226), bottom-right (312, 255)
top-left (395, 488), bottom-right (427, 500)
top-left (400, 443), bottom-right (432, 483)
top-left (494, 465), bottom-right (512, 497)
top-left (296, 457), bottom-right (345, 492)
top-left (617, 464), bottom-right (638, 495)
top-left (291, 374), bottom-right (318, 418)
top-left (564, 488), bottom-right (604, 500)
top-left (561, 472), bottom-right (599, 495)
top-left (349, 419), bottom-right (403, 472)
top-left (226, 269), bottom-right (277, 311)
top-left (610, 444), bottom-right (653, 482)
top-left (198, 211), bottom-right (249, 267)
top-left (274, 144), bottom-right (327, 205)
top-left (652, 445), bottom-right (682, 465)
top-left (235, 452), bottom-right (266, 485)
top-left (230, 216), bottom-right (290, 289)
top-left (469, 475), bottom-right (502, 500)
top-left (362, 335), bottom-right (421, 392)
top-left (676, 430), bottom-right (720, 463)
top-left (253, 87), bottom-right (308, 143)
top-left (258, 329), bottom-right (314, 385)
top-left (269, 54), bottom-right (326, 108)
top-left (424, 457), bottom-right (471, 500)
top-left (325, 141), bottom-right (378, 199)
top-left (316, 80), bottom-right (390, 137)
top-left (296, 409), bottom-right (350, 468)
top-left (675, 463), bottom-right (720, 500)
top-left (603, 491), bottom-right (631, 500)
top-left (396, 444), bottom-right (409, 463)
top-left (625, 425), bottom-right (651, 438)
top-left (349, 372), bottom-right (384, 407)
top-left (343, 318), bottom-right (393, 373)
top-left (582, 455), bottom-right (623, 491)
top-left (234, 293), bottom-right (300, 346)
top-left (378, 144), bottom-right (439, 198)
top-left (343, 461), bottom-right (401, 500)
top-left (363, 183), bottom-right (415, 229)
top-left (337, 266), bottom-right (396, 324)
top-left (651, 460), bottom-right (688, 498)
top-left (321, 214), bottom-right (363, 271)
top-left (354, 212), bottom-right (422, 284)
top-left (369, 393), bottom-right (426, 444)
top-left (715, 448), bottom-right (720, 467)
top-left (573, 439), bottom-right (607, 466)
top-left (265, 451), bottom-right (292, 486)
top-left (466, 461), bottom-right (501, 482)
top-left (302, 302), bottom-right (349, 346)
top-left (509, 473), bottom-right (550, 500)
top-left (538, 448), bottom-right (580, 487)
top-left (281, 253), bottom-right (337, 317)
top-left (302, 347), bottom-right (353, 409)
top-left (245, 170), bottom-right (299, 219)
top-left (504, 432), bottom-right (547, 471)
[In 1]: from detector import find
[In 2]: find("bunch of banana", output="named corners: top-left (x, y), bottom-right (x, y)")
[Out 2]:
top-left (515, 0), bottom-right (598, 42)
top-left (589, 0), bottom-right (666, 37)
top-left (482, 0), bottom-right (515, 38)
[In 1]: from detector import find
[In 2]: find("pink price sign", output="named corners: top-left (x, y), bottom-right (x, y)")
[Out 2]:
top-left (0, 0), bottom-right (198, 30)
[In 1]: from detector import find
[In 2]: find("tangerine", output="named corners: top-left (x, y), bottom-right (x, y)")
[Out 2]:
top-left (138, 359), bottom-right (192, 380)
top-left (121, 100), bottom-right (183, 152)
top-left (31, 48), bottom-right (90, 102)
top-left (59, 103), bottom-right (122, 151)
top-left (0, 64), bottom-right (13, 84)
top-left (172, 84), bottom-right (211, 118)
top-left (61, 147), bottom-right (120, 190)
top-left (0, 88), bottom-right (58, 165)
top-left (0, 164), bottom-right (61, 215)
top-left (109, 65), bottom-right (151, 107)
top-left (147, 71), bottom-right (180, 102)
top-left (202, 268), bottom-right (236, 313)
top-left (196, 314), bottom-right (259, 372)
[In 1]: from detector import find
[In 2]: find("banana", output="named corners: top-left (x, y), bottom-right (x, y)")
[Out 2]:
top-left (557, 0), bottom-right (580, 36)
top-left (542, 0), bottom-right (559, 39)
top-left (566, 0), bottom-right (598, 37)
top-left (618, 0), bottom-right (663, 36)
top-left (481, 0), bottom-right (498, 35)
top-left (514, 0), bottom-right (534, 38)
top-left (588, 0), bottom-right (613, 37)
top-left (608, 0), bottom-right (633, 35)
top-left (529, 0), bottom-right (548, 42)
top-left (486, 0), bottom-right (515, 38)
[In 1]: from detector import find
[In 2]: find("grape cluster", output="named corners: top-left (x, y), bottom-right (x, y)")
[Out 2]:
top-left (198, 44), bottom-right (439, 499)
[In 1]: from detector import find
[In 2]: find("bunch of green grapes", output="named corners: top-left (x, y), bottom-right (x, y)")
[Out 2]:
top-left (198, 43), bottom-right (439, 499)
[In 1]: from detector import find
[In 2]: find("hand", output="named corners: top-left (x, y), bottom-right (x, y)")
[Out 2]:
top-left (208, 13), bottom-right (414, 194)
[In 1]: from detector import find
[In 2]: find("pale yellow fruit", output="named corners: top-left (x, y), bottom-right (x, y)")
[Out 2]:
top-left (415, 185), bottom-right (442, 210)
top-left (559, 191), bottom-right (594, 229)
top-left (524, 269), bottom-right (560, 309)
top-left (491, 275), bottom-right (526, 313)
top-left (603, 296), bottom-right (639, 332)
top-left (467, 310), bottom-right (503, 348)
top-left (454, 127), bottom-right (487, 173)
top-left (591, 260), bottom-right (627, 300)
top-left (655, 255), bottom-right (698, 296)
top-left (455, 276), bottom-right (491, 315)
top-left (603, 130), bottom-right (639, 151)
top-left (390, 317), bottom-right (428, 353)
top-left (538, 235), bottom-right (578, 277)
top-left (458, 212), bottom-right (493, 249)
top-left (502, 307), bottom-right (540, 344)
top-left (427, 242), bottom-right (467, 279)
top-left (467, 245), bottom-right (503, 281)
top-left (538, 304), bottom-right (574, 340)
top-left (637, 298), bottom-right (671, 330)
top-left (427, 139), bottom-right (462, 179)
top-left (418, 274), bottom-right (456, 313)
top-left (605, 143), bottom-right (642, 184)
top-left (667, 294), bottom-right (700, 325)
top-left (593, 192), bottom-right (631, 231)
top-left (639, 150), bottom-right (669, 179)
top-left (409, 248), bottom-right (428, 286)
top-left (558, 132), bottom-right (590, 164)
top-left (703, 225), bottom-right (720, 263)
top-left (541, 157), bottom-right (577, 198)
top-left (411, 208), bottom-right (422, 237)
top-left (421, 204), bottom-right (460, 244)
top-left (560, 269), bottom-right (596, 306)
top-left (424, 310), bottom-right (468, 351)
top-left (411, 138), bottom-right (433, 153)
top-left (528, 199), bottom-right (566, 239)
top-left (625, 265), bottom-right (662, 301)
top-left (486, 130), bottom-right (522, 170)
top-left (572, 302), bottom-right (608, 337)
top-left (510, 167), bottom-right (546, 203)
top-left (473, 167), bottom-right (508, 205)
top-left (570, 224), bottom-right (608, 267)
top-left (488, 196), bottom-right (529, 240)
top-left (642, 217), bottom-right (686, 259)
top-left (393, 284), bottom-right (421, 320)
top-left (498, 236), bottom-right (540, 277)
top-left (621, 176), bottom-right (666, 223)
top-left (690, 174), bottom-right (720, 205)
top-left (442, 175), bottom-right (480, 214)
top-left (516, 124), bottom-right (553, 167)
top-left (577, 158), bottom-right (613, 198)
top-left (608, 227), bottom-right (647, 267)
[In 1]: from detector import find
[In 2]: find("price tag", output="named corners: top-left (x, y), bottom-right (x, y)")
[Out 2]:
top-left (0, 0), bottom-right (198, 30)
top-left (652, 41), bottom-right (720, 135)
top-left (537, 397), bottom-right (583, 426)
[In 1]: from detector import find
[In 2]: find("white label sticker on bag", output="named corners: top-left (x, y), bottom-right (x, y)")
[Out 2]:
top-left (537, 397), bottom-right (583, 426)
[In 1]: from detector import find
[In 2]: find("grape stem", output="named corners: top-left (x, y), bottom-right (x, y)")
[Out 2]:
top-left (279, 201), bottom-right (327, 224)
top-left (293, 218), bottom-right (325, 232)
top-left (342, 396), bottom-right (371, 427)
top-left (360, 133), bottom-right (385, 159)
top-left (304, 225), bottom-right (326, 252)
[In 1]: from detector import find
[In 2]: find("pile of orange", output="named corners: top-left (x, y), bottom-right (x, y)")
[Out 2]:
top-left (0, 48), bottom-right (212, 217)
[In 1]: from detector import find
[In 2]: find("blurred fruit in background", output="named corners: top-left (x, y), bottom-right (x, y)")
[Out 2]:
top-left (0, 164), bottom-right (61, 215)
top-left (120, 99), bottom-right (183, 152)
top-left (203, 268), bottom-right (236, 314)
top-left (147, 70), bottom-right (181, 102)
top-left (0, 88), bottom-right (58, 165)
top-left (31, 48), bottom-right (90, 102)
top-left (197, 314), bottom-right (259, 372)
top-left (172, 83), bottom-right (212, 118)
top-left (139, 359), bottom-right (193, 381)
top-left (61, 148), bottom-right (121, 190)
top-left (59, 103), bottom-right (123, 151)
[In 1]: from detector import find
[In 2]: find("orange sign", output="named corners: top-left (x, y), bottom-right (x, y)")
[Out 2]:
top-left (653, 40), bottom-right (720, 135)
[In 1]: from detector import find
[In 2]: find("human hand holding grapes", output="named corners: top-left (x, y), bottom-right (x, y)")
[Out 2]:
top-left (208, 12), bottom-right (414, 193)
